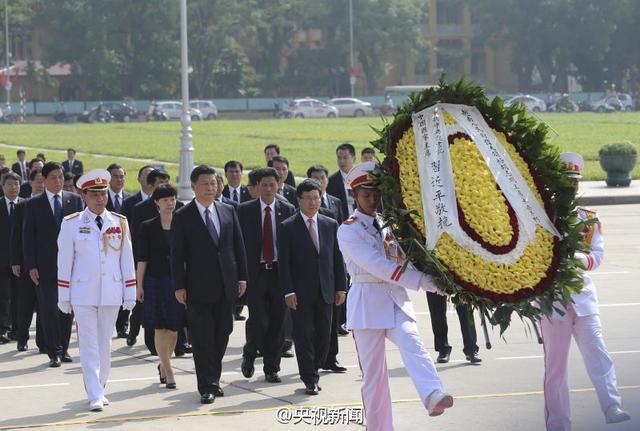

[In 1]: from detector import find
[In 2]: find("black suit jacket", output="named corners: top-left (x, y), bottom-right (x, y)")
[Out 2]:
top-left (322, 193), bottom-right (345, 223)
top-left (121, 191), bottom-right (143, 221)
top-left (238, 198), bottom-right (295, 285)
top-left (23, 191), bottom-right (83, 278)
top-left (171, 200), bottom-right (248, 304)
top-left (278, 213), bottom-right (346, 305)
top-left (11, 162), bottom-right (28, 181)
top-left (61, 159), bottom-right (84, 176)
top-left (279, 183), bottom-right (298, 207)
top-left (0, 197), bottom-right (22, 270)
top-left (106, 190), bottom-right (132, 213)
top-left (18, 182), bottom-right (32, 198)
top-left (9, 198), bottom-right (29, 268)
top-left (327, 171), bottom-right (350, 220)
top-left (222, 184), bottom-right (251, 203)
top-left (131, 196), bottom-right (184, 239)
top-left (219, 196), bottom-right (238, 210)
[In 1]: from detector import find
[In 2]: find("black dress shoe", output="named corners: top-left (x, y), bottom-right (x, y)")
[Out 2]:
top-left (322, 363), bottom-right (347, 373)
top-left (265, 372), bottom-right (281, 383)
top-left (241, 356), bottom-right (255, 378)
top-left (212, 386), bottom-right (224, 397)
top-left (174, 349), bottom-right (185, 357)
top-left (17, 343), bottom-right (27, 352)
top-left (165, 382), bottom-right (177, 389)
top-left (465, 352), bottom-right (482, 364)
top-left (183, 344), bottom-right (193, 354)
top-left (116, 331), bottom-right (128, 339)
top-left (49, 357), bottom-right (61, 368)
top-left (126, 336), bottom-right (137, 347)
top-left (281, 349), bottom-right (294, 358)
top-left (234, 313), bottom-right (246, 321)
top-left (200, 393), bottom-right (215, 404)
top-left (0, 333), bottom-right (10, 344)
top-left (60, 352), bottom-right (73, 363)
top-left (305, 383), bottom-right (319, 395)
top-left (337, 324), bottom-right (349, 336)
top-left (436, 352), bottom-right (450, 364)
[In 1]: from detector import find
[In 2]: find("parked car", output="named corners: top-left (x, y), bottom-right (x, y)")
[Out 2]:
top-left (616, 93), bottom-right (634, 111)
top-left (290, 98), bottom-right (339, 118)
top-left (189, 100), bottom-right (218, 120)
top-left (102, 102), bottom-right (138, 122)
top-left (77, 105), bottom-right (114, 123)
top-left (328, 98), bottom-right (373, 117)
top-left (146, 101), bottom-right (203, 121)
top-left (589, 95), bottom-right (625, 113)
top-left (505, 95), bottom-right (547, 112)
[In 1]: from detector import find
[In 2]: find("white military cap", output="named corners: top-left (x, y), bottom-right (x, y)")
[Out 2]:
top-left (77, 169), bottom-right (111, 191)
top-left (345, 161), bottom-right (378, 190)
top-left (559, 152), bottom-right (584, 179)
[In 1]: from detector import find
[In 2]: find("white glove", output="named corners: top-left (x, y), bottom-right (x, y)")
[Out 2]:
top-left (420, 274), bottom-right (446, 296)
top-left (122, 300), bottom-right (136, 311)
top-left (57, 301), bottom-right (73, 314)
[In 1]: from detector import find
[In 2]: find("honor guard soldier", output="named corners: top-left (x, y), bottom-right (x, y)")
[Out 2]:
top-left (541, 153), bottom-right (630, 430)
top-left (336, 162), bottom-right (453, 431)
top-left (57, 169), bottom-right (137, 412)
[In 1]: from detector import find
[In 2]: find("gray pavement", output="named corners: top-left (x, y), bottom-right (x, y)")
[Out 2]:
top-left (1, 204), bottom-right (639, 430)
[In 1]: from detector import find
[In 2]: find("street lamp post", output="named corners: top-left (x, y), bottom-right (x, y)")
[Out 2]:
top-left (349, 0), bottom-right (355, 97)
top-left (178, 0), bottom-right (194, 201)
top-left (4, 0), bottom-right (11, 106)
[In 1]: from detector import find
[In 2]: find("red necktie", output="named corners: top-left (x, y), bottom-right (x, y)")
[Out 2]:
top-left (262, 206), bottom-right (274, 262)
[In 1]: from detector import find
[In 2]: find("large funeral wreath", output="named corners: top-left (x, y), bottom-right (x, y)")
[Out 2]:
top-left (371, 77), bottom-right (590, 333)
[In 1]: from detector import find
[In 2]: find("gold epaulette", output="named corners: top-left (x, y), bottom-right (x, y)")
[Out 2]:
top-left (111, 212), bottom-right (126, 219)
top-left (343, 215), bottom-right (357, 225)
top-left (63, 212), bottom-right (80, 220)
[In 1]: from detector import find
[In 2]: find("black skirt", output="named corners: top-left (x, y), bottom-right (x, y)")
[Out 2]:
top-left (143, 275), bottom-right (186, 331)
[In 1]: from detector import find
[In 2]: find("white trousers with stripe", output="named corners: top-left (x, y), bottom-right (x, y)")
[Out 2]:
top-left (541, 307), bottom-right (622, 431)
top-left (74, 305), bottom-right (120, 403)
top-left (352, 305), bottom-right (443, 431)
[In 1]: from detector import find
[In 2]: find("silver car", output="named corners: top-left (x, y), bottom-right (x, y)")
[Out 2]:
top-left (290, 98), bottom-right (339, 118)
top-left (328, 98), bottom-right (373, 117)
top-left (147, 101), bottom-right (203, 121)
top-left (505, 95), bottom-right (547, 112)
top-left (190, 100), bottom-right (218, 120)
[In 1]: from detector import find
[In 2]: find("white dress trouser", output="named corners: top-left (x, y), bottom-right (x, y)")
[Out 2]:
top-left (74, 305), bottom-right (120, 403)
top-left (541, 306), bottom-right (622, 431)
top-left (352, 305), bottom-right (443, 431)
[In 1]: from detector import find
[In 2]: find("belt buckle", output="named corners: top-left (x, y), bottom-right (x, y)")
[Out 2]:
top-left (262, 262), bottom-right (273, 270)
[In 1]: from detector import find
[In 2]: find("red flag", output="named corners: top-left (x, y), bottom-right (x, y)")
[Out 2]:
top-left (12, 68), bottom-right (19, 83)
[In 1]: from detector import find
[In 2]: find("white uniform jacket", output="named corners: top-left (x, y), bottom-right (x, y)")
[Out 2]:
top-left (57, 208), bottom-right (136, 306)
top-left (337, 210), bottom-right (436, 330)
top-left (552, 207), bottom-right (603, 319)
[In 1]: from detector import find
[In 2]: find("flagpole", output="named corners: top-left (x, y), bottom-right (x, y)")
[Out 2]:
top-left (4, 0), bottom-right (10, 106)
top-left (177, 0), bottom-right (194, 201)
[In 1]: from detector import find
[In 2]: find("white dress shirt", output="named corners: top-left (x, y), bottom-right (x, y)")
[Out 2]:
top-left (260, 198), bottom-right (277, 261)
top-left (195, 199), bottom-right (221, 235)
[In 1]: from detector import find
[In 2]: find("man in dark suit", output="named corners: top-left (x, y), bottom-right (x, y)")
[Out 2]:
top-left (11, 150), bottom-right (29, 183)
top-left (120, 165), bottom-right (154, 221)
top-left (10, 173), bottom-right (46, 353)
top-left (239, 168), bottom-right (295, 383)
top-left (278, 179), bottom-right (347, 395)
top-left (215, 172), bottom-right (239, 210)
top-left (0, 172), bottom-right (22, 342)
top-left (18, 158), bottom-right (44, 198)
top-left (306, 164), bottom-right (349, 370)
top-left (426, 294), bottom-right (481, 364)
top-left (171, 165), bottom-right (248, 404)
top-left (130, 169), bottom-right (184, 354)
top-left (106, 163), bottom-right (131, 215)
top-left (326, 143), bottom-right (357, 220)
top-left (222, 161), bottom-right (251, 204)
top-left (61, 148), bottom-right (84, 176)
top-left (264, 144), bottom-right (295, 187)
top-left (23, 162), bottom-right (83, 366)
top-left (270, 156), bottom-right (297, 207)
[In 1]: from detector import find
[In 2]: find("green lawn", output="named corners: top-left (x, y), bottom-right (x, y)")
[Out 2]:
top-left (1, 112), bottom-right (638, 192)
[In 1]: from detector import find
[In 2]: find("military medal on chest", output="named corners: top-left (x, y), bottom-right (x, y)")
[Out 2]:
top-left (102, 225), bottom-right (124, 253)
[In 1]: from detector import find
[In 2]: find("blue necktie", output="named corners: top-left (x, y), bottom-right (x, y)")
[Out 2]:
top-left (114, 194), bottom-right (121, 212)
top-left (53, 194), bottom-right (63, 226)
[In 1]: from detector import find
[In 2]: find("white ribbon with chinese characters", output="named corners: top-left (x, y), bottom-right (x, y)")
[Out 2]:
top-left (412, 103), bottom-right (560, 263)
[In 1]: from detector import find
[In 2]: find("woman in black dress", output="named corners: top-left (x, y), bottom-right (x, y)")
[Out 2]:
top-left (136, 184), bottom-right (184, 389)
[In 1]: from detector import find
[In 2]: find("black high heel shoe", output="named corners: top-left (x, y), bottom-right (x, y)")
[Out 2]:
top-left (157, 364), bottom-right (166, 384)
top-left (166, 381), bottom-right (177, 389)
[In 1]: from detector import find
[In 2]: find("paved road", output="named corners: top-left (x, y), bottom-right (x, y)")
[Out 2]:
top-left (1, 204), bottom-right (638, 430)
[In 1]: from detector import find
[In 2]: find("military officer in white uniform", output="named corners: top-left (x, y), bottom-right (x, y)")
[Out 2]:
top-left (541, 152), bottom-right (630, 430)
top-left (57, 169), bottom-right (136, 412)
top-left (337, 162), bottom-right (453, 431)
